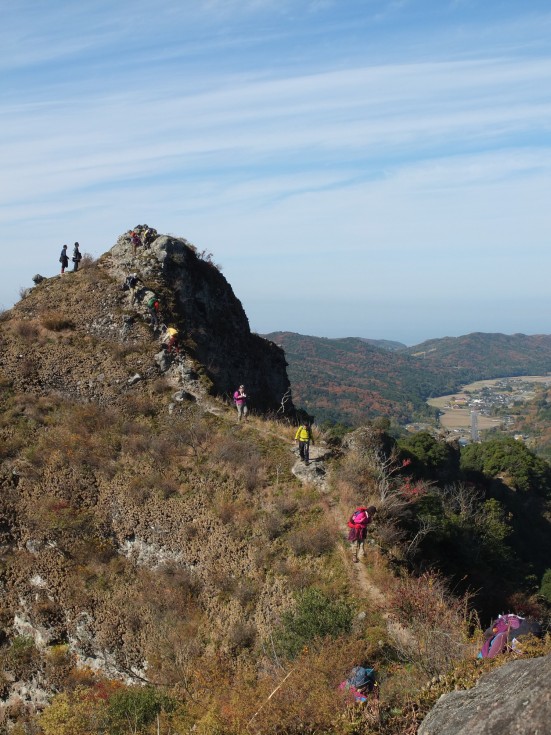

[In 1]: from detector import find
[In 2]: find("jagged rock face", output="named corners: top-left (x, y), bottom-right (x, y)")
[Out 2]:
top-left (106, 234), bottom-right (292, 413)
top-left (418, 654), bottom-right (551, 735)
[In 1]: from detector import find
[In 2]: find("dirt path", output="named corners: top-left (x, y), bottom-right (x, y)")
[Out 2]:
top-left (291, 443), bottom-right (416, 650)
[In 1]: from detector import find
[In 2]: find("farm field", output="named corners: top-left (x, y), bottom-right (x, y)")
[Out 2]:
top-left (428, 375), bottom-right (551, 431)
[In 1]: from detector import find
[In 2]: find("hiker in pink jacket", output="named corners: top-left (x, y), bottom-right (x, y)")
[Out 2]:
top-left (233, 385), bottom-right (248, 422)
top-left (347, 506), bottom-right (376, 562)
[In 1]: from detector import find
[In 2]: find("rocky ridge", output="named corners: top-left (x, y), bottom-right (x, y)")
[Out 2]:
top-left (0, 229), bottom-right (302, 719)
top-left (1, 230), bottom-right (292, 415)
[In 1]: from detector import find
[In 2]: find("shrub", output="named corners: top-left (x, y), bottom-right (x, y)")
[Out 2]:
top-left (386, 571), bottom-right (477, 677)
top-left (79, 253), bottom-right (96, 268)
top-left (202, 640), bottom-right (374, 735)
top-left (287, 522), bottom-right (335, 557)
top-left (14, 320), bottom-right (39, 341)
top-left (262, 511), bottom-right (286, 540)
top-left (39, 687), bottom-right (106, 735)
top-left (210, 435), bottom-right (263, 491)
top-left (460, 437), bottom-right (551, 495)
top-left (105, 687), bottom-right (167, 735)
top-left (540, 568), bottom-right (551, 604)
top-left (41, 314), bottom-right (75, 332)
top-left (227, 621), bottom-right (257, 651)
top-left (39, 684), bottom-right (175, 735)
top-left (3, 636), bottom-right (39, 679)
top-left (235, 578), bottom-right (258, 607)
top-left (273, 587), bottom-right (353, 659)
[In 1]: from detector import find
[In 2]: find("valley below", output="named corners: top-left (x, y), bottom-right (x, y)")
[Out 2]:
top-left (428, 375), bottom-right (551, 438)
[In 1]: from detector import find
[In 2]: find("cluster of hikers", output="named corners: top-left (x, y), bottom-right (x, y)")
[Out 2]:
top-left (121, 227), bottom-right (184, 358)
top-left (129, 224), bottom-right (158, 254)
top-left (59, 242), bottom-right (82, 274)
top-left (122, 271), bottom-right (181, 358)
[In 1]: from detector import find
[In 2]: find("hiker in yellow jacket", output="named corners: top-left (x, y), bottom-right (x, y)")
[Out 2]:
top-left (295, 421), bottom-right (314, 465)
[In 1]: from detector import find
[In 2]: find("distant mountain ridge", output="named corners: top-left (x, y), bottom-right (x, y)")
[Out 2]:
top-left (405, 332), bottom-right (551, 379)
top-left (265, 331), bottom-right (551, 425)
top-left (357, 337), bottom-right (407, 351)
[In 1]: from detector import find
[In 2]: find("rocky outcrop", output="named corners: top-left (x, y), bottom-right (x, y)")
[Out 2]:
top-left (0, 230), bottom-right (293, 415)
top-left (103, 233), bottom-right (293, 413)
top-left (419, 654), bottom-right (551, 735)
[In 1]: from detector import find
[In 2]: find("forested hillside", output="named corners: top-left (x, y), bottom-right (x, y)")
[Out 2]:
top-left (405, 332), bottom-right (551, 380)
top-left (266, 332), bottom-right (551, 426)
top-left (265, 332), bottom-right (458, 425)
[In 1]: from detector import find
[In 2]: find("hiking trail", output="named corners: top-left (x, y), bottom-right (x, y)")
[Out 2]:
top-left (292, 443), bottom-right (416, 650)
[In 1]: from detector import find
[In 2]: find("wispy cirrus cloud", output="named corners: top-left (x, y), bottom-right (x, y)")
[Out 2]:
top-left (2, 0), bottom-right (551, 341)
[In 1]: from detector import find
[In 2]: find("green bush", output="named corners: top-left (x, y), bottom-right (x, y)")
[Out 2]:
top-left (460, 438), bottom-right (551, 495)
top-left (539, 569), bottom-right (551, 604)
top-left (105, 687), bottom-right (167, 734)
top-left (273, 587), bottom-right (352, 659)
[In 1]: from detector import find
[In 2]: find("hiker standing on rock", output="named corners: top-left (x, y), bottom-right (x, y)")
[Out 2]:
top-left (59, 244), bottom-right (69, 274)
top-left (72, 242), bottom-right (82, 271)
top-left (130, 230), bottom-right (141, 256)
top-left (347, 506), bottom-right (376, 563)
top-left (295, 421), bottom-right (314, 465)
top-left (234, 385), bottom-right (248, 421)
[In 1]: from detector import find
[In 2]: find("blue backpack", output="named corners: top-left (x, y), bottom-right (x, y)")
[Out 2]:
top-left (347, 666), bottom-right (376, 692)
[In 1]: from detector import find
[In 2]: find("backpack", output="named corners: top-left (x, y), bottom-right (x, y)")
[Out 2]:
top-left (348, 507), bottom-right (369, 528)
top-left (147, 296), bottom-right (158, 310)
top-left (347, 666), bottom-right (376, 692)
top-left (479, 614), bottom-right (543, 659)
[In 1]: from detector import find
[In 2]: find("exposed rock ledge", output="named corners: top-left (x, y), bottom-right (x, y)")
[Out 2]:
top-left (419, 654), bottom-right (551, 735)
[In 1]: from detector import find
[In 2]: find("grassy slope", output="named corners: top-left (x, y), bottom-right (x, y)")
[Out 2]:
top-left (1, 267), bottom-right (550, 733)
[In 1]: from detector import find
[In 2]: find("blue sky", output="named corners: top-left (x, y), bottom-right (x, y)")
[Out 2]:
top-left (2, 0), bottom-right (550, 345)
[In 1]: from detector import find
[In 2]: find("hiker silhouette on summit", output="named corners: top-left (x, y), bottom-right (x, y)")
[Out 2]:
top-left (72, 242), bottom-right (82, 272)
top-left (59, 245), bottom-right (69, 274)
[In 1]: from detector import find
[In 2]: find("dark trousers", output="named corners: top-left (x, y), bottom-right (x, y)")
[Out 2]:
top-left (299, 440), bottom-right (310, 462)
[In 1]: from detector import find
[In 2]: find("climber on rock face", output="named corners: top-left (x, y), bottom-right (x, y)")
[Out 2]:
top-left (123, 273), bottom-right (140, 304)
top-left (161, 326), bottom-right (180, 355)
top-left (147, 295), bottom-right (161, 329)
